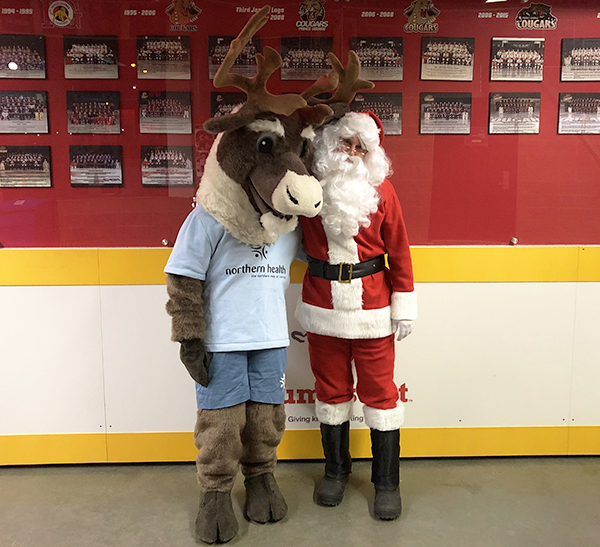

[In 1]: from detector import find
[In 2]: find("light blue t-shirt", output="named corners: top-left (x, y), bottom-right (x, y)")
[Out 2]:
top-left (164, 206), bottom-right (301, 352)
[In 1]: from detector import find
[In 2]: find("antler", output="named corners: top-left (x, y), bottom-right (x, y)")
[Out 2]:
top-left (213, 5), bottom-right (269, 90)
top-left (301, 71), bottom-right (340, 103)
top-left (327, 51), bottom-right (374, 104)
top-left (301, 51), bottom-right (374, 107)
top-left (213, 5), bottom-right (307, 116)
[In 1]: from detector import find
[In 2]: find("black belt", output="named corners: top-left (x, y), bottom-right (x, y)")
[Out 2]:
top-left (307, 255), bottom-right (385, 283)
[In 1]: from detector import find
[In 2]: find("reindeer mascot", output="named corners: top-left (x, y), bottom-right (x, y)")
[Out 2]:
top-left (163, 7), bottom-right (353, 544)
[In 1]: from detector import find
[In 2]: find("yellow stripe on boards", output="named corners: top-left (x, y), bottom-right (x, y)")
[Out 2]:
top-left (567, 426), bottom-right (600, 455)
top-left (277, 428), bottom-right (377, 459)
top-left (0, 246), bottom-right (598, 286)
top-left (578, 247), bottom-right (600, 282)
top-left (0, 434), bottom-right (107, 465)
top-left (277, 429), bottom-right (324, 459)
top-left (0, 248), bottom-right (99, 286)
top-left (2, 427), bottom-right (599, 466)
top-left (279, 427), bottom-right (572, 459)
top-left (98, 248), bottom-right (170, 285)
top-left (409, 246), bottom-right (580, 283)
top-left (106, 432), bottom-right (197, 463)
top-left (290, 258), bottom-right (307, 284)
top-left (399, 427), bottom-right (570, 458)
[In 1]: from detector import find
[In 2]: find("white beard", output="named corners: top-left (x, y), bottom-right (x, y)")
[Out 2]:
top-left (317, 151), bottom-right (380, 239)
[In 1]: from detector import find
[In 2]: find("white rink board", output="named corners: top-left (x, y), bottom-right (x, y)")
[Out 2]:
top-left (570, 283), bottom-right (600, 426)
top-left (0, 286), bottom-right (105, 435)
top-left (1, 282), bottom-right (598, 436)
top-left (100, 285), bottom-right (197, 433)
top-left (285, 282), bottom-right (579, 430)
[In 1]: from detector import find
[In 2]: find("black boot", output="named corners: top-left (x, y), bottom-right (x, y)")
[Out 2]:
top-left (315, 422), bottom-right (352, 506)
top-left (371, 428), bottom-right (402, 520)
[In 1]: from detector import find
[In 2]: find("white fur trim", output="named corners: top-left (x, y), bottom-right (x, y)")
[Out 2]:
top-left (325, 233), bottom-right (363, 312)
top-left (391, 291), bottom-right (418, 321)
top-left (248, 119), bottom-right (285, 138)
top-left (196, 133), bottom-right (290, 247)
top-left (315, 400), bottom-right (353, 425)
top-left (271, 171), bottom-right (323, 217)
top-left (296, 300), bottom-right (393, 339)
top-left (331, 278), bottom-right (363, 312)
top-left (326, 233), bottom-right (359, 264)
top-left (363, 403), bottom-right (405, 431)
top-left (259, 212), bottom-right (298, 243)
top-left (301, 125), bottom-right (316, 140)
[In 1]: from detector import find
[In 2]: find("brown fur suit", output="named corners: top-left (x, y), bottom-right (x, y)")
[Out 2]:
top-left (166, 258), bottom-right (291, 544)
top-left (164, 79), bottom-right (325, 547)
top-left (166, 272), bottom-right (287, 497)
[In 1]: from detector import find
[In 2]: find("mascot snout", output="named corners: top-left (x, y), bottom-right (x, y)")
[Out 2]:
top-left (272, 171), bottom-right (323, 217)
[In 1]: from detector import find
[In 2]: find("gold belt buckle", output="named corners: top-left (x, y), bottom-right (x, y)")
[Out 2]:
top-left (338, 262), bottom-right (353, 283)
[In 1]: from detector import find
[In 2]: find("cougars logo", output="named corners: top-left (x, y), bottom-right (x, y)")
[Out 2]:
top-left (403, 0), bottom-right (440, 25)
top-left (166, 0), bottom-right (201, 25)
top-left (299, 0), bottom-right (325, 22)
top-left (515, 3), bottom-right (558, 30)
top-left (519, 3), bottom-right (553, 19)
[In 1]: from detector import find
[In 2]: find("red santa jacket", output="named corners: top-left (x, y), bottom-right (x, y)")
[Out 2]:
top-left (296, 179), bottom-right (417, 339)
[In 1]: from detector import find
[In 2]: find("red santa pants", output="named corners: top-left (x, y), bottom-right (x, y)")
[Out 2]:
top-left (307, 333), bottom-right (399, 410)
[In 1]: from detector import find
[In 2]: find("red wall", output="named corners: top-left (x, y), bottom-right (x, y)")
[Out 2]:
top-left (1, 0), bottom-right (599, 247)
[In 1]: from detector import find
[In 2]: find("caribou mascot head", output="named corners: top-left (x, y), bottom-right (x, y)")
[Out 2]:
top-left (165, 6), bottom-right (373, 544)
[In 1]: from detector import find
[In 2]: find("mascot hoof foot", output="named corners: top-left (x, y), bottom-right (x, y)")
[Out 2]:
top-left (196, 491), bottom-right (238, 544)
top-left (373, 487), bottom-right (402, 521)
top-left (244, 472), bottom-right (288, 523)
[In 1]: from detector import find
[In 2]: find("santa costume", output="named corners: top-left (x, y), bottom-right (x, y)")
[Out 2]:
top-left (296, 111), bottom-right (417, 519)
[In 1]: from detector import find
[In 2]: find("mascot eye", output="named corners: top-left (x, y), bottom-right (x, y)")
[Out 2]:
top-left (256, 135), bottom-right (275, 154)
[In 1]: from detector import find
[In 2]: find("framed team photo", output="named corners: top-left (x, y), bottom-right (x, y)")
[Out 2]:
top-left (69, 145), bottom-right (123, 186)
top-left (136, 36), bottom-right (191, 80)
top-left (561, 39), bottom-right (600, 82)
top-left (139, 91), bottom-right (192, 134)
top-left (280, 36), bottom-right (333, 81)
top-left (0, 35), bottom-right (46, 79)
top-left (141, 146), bottom-right (194, 187)
top-left (210, 92), bottom-right (246, 118)
top-left (350, 37), bottom-right (403, 81)
top-left (489, 92), bottom-right (540, 135)
top-left (490, 38), bottom-right (544, 82)
top-left (63, 35), bottom-right (119, 79)
top-left (420, 92), bottom-right (472, 135)
top-left (421, 37), bottom-right (475, 81)
top-left (208, 36), bottom-right (261, 80)
top-left (0, 91), bottom-right (48, 134)
top-left (558, 93), bottom-right (600, 135)
top-left (0, 146), bottom-right (51, 187)
top-left (350, 93), bottom-right (402, 136)
top-left (67, 91), bottom-right (120, 134)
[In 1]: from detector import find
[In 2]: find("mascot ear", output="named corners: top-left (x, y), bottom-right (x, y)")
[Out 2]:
top-left (296, 104), bottom-right (334, 127)
top-left (203, 103), bottom-right (260, 134)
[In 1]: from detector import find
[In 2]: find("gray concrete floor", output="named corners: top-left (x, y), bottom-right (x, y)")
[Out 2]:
top-left (1, 457), bottom-right (599, 547)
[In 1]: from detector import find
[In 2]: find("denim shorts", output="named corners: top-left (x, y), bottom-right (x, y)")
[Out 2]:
top-left (195, 347), bottom-right (287, 409)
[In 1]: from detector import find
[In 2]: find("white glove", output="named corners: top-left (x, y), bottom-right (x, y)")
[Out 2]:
top-left (392, 319), bottom-right (414, 341)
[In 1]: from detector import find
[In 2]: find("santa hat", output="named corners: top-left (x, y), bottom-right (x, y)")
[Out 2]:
top-left (362, 110), bottom-right (385, 145)
top-left (329, 110), bottom-right (384, 152)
